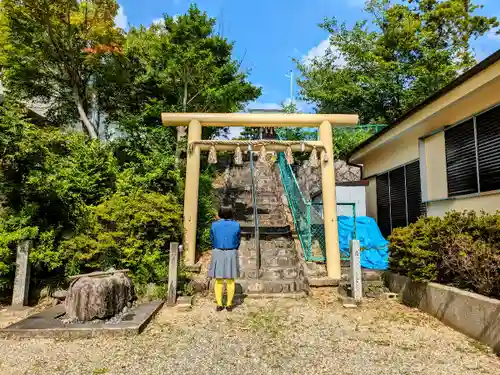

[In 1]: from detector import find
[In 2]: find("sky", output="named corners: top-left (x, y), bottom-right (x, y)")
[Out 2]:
top-left (115, 0), bottom-right (500, 133)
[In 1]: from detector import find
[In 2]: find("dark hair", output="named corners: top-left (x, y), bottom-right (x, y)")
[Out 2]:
top-left (218, 205), bottom-right (234, 220)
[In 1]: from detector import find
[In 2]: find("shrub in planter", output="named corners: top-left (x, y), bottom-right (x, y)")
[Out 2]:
top-left (441, 234), bottom-right (500, 297)
top-left (389, 210), bottom-right (500, 298)
top-left (388, 216), bottom-right (443, 282)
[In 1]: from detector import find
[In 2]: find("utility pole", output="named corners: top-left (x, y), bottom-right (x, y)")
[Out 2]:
top-left (285, 70), bottom-right (294, 104)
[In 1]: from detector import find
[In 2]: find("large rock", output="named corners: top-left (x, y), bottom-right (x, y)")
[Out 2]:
top-left (64, 272), bottom-right (135, 321)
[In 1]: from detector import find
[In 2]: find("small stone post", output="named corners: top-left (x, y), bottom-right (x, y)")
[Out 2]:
top-left (12, 240), bottom-right (32, 307)
top-left (350, 240), bottom-right (362, 301)
top-left (167, 242), bottom-right (180, 306)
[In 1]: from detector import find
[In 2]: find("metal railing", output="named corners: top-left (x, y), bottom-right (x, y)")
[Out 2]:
top-left (248, 146), bottom-right (261, 275)
top-left (277, 150), bottom-right (357, 262)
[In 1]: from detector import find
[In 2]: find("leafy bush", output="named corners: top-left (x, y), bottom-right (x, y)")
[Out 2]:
top-left (333, 127), bottom-right (373, 159)
top-left (60, 191), bottom-right (182, 284)
top-left (0, 224), bottom-right (38, 290)
top-left (389, 211), bottom-right (500, 298)
top-left (197, 169), bottom-right (217, 251)
top-left (0, 101), bottom-right (219, 294)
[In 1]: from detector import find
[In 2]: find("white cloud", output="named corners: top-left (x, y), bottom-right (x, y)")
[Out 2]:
top-left (115, 4), bottom-right (128, 30)
top-left (152, 14), bottom-right (180, 26)
top-left (303, 39), bottom-right (330, 65)
top-left (302, 39), bottom-right (346, 68)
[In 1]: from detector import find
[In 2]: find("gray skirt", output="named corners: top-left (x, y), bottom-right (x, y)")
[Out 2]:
top-left (208, 249), bottom-right (239, 279)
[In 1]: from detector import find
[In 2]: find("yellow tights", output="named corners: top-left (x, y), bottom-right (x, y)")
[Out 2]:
top-left (214, 279), bottom-right (235, 307)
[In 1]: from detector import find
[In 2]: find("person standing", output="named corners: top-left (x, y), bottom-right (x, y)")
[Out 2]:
top-left (208, 205), bottom-right (241, 311)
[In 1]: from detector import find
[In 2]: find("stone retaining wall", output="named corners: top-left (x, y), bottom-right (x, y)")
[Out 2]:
top-left (295, 160), bottom-right (362, 200)
top-left (385, 273), bottom-right (500, 354)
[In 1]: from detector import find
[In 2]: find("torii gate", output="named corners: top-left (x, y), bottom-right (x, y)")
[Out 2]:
top-left (161, 113), bottom-right (359, 280)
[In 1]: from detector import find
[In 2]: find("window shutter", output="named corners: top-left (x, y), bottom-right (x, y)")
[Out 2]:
top-left (389, 167), bottom-right (407, 229)
top-left (445, 120), bottom-right (478, 196)
top-left (476, 106), bottom-right (500, 192)
top-left (405, 161), bottom-right (425, 223)
top-left (376, 173), bottom-right (391, 237)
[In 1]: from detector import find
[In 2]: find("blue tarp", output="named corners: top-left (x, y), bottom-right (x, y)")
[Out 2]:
top-left (338, 216), bottom-right (389, 270)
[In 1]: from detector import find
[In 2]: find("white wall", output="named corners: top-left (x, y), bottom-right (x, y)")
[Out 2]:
top-left (312, 186), bottom-right (366, 217)
top-left (336, 186), bottom-right (366, 217)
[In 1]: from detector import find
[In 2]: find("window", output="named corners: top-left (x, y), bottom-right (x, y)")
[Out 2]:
top-left (445, 105), bottom-right (500, 196)
top-left (376, 161), bottom-right (425, 237)
top-left (405, 161), bottom-right (424, 224)
top-left (376, 174), bottom-right (391, 238)
top-left (477, 106), bottom-right (500, 192)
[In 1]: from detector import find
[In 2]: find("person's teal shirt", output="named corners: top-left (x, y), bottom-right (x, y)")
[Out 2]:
top-left (210, 220), bottom-right (241, 250)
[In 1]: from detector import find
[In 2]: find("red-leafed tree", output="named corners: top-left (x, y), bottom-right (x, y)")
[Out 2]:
top-left (0, 0), bottom-right (125, 139)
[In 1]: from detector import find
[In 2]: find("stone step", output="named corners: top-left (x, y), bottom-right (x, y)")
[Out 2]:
top-left (236, 279), bottom-right (308, 294)
top-left (232, 206), bottom-right (284, 214)
top-left (259, 267), bottom-right (299, 280)
top-left (308, 277), bottom-right (340, 287)
top-left (240, 256), bottom-right (297, 268)
top-left (261, 257), bottom-right (298, 268)
top-left (240, 247), bottom-right (297, 258)
top-left (239, 269), bottom-right (260, 279)
top-left (240, 255), bottom-right (298, 269)
top-left (238, 267), bottom-right (299, 280)
top-left (232, 199), bottom-right (283, 206)
top-left (240, 261), bottom-right (298, 273)
top-left (239, 224), bottom-right (291, 235)
top-left (240, 236), bottom-right (295, 246)
top-left (243, 292), bottom-right (307, 299)
top-left (243, 244), bottom-right (297, 255)
top-left (209, 279), bottom-right (309, 295)
top-left (240, 218), bottom-right (287, 225)
top-left (305, 263), bottom-right (384, 282)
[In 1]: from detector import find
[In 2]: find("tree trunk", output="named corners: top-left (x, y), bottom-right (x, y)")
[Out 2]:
top-left (175, 80), bottom-right (189, 166)
top-left (72, 87), bottom-right (98, 140)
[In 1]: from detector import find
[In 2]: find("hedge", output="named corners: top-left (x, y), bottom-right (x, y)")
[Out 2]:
top-left (389, 211), bottom-right (500, 298)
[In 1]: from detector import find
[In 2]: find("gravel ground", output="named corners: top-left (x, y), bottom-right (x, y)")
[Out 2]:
top-left (0, 290), bottom-right (498, 375)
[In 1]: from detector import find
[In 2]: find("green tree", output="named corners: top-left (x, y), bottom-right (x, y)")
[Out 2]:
top-left (102, 4), bottom-right (261, 147)
top-left (0, 0), bottom-right (125, 139)
top-left (333, 128), bottom-right (373, 159)
top-left (298, 0), bottom-right (499, 124)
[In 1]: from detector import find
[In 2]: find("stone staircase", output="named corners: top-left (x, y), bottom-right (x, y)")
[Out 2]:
top-left (222, 155), bottom-right (309, 297)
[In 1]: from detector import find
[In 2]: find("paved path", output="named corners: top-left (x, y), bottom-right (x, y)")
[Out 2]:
top-left (0, 291), bottom-right (498, 375)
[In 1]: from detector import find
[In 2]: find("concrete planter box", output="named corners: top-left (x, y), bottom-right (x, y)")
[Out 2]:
top-left (385, 272), bottom-right (500, 354)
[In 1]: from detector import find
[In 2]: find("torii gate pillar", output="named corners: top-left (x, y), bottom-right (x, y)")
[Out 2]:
top-left (183, 119), bottom-right (202, 266)
top-left (319, 120), bottom-right (341, 280)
